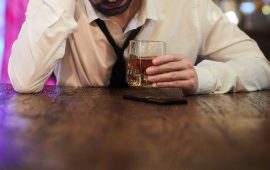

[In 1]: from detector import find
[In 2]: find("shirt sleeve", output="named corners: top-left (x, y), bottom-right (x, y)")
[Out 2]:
top-left (8, 0), bottom-right (77, 93)
top-left (195, 0), bottom-right (270, 94)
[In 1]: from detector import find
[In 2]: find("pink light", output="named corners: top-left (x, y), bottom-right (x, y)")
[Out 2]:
top-left (1, 0), bottom-right (28, 83)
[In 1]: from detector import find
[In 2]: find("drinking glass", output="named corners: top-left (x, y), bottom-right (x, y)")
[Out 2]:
top-left (127, 40), bottom-right (166, 87)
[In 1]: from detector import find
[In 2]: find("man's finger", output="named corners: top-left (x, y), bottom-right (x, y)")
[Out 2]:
top-left (152, 55), bottom-right (183, 65)
top-left (146, 62), bottom-right (185, 75)
top-left (148, 70), bottom-right (193, 82)
top-left (156, 80), bottom-right (196, 90)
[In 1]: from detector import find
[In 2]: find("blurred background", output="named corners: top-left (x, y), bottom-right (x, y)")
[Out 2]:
top-left (0, 0), bottom-right (269, 83)
top-left (214, 0), bottom-right (270, 61)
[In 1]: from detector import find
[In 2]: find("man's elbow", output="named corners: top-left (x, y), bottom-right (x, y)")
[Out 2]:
top-left (10, 80), bottom-right (43, 93)
top-left (8, 72), bottom-right (43, 94)
top-left (13, 84), bottom-right (43, 94)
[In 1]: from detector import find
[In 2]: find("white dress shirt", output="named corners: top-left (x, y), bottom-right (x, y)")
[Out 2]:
top-left (8, 0), bottom-right (270, 94)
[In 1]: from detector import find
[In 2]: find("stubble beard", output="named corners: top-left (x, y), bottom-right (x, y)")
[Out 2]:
top-left (90, 0), bottom-right (133, 16)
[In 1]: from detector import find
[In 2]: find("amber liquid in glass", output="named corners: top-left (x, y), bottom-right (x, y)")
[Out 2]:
top-left (127, 55), bottom-right (155, 87)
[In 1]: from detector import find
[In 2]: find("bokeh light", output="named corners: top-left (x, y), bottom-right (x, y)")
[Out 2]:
top-left (240, 2), bottom-right (256, 14)
top-left (262, 5), bottom-right (270, 15)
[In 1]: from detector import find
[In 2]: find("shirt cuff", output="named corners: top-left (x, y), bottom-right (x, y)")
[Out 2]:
top-left (194, 66), bottom-right (215, 94)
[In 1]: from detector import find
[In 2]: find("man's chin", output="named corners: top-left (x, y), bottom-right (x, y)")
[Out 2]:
top-left (94, 0), bottom-right (132, 16)
top-left (98, 7), bottom-right (128, 16)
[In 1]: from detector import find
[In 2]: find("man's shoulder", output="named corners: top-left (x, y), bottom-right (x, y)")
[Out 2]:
top-left (154, 0), bottom-right (207, 10)
top-left (154, 0), bottom-right (200, 13)
top-left (26, 0), bottom-right (77, 16)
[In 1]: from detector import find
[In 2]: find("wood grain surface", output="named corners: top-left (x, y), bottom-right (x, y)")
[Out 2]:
top-left (0, 84), bottom-right (270, 170)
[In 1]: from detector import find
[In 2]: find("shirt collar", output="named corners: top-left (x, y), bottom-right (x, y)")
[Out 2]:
top-left (83, 0), bottom-right (159, 24)
top-left (140, 0), bottom-right (159, 22)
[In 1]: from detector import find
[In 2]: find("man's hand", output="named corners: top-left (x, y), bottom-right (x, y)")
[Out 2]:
top-left (146, 54), bottom-right (198, 94)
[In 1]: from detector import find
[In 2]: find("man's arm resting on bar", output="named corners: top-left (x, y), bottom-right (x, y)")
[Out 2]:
top-left (8, 0), bottom-right (77, 93)
top-left (195, 0), bottom-right (270, 94)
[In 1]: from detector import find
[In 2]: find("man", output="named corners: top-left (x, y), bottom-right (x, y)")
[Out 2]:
top-left (8, 0), bottom-right (270, 94)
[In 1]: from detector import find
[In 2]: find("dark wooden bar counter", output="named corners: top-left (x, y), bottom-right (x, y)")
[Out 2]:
top-left (0, 84), bottom-right (270, 170)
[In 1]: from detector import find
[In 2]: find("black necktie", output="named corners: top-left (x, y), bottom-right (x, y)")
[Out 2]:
top-left (95, 19), bottom-right (142, 88)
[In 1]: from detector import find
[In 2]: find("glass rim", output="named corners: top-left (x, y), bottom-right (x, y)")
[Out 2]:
top-left (129, 40), bottom-right (166, 44)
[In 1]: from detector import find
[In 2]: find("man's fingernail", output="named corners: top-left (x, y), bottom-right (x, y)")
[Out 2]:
top-left (146, 68), bottom-right (153, 74)
top-left (147, 76), bottom-right (153, 81)
top-left (152, 83), bottom-right (157, 88)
